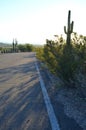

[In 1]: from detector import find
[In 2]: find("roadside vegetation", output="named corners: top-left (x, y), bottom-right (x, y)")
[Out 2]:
top-left (36, 10), bottom-right (86, 98)
top-left (36, 33), bottom-right (86, 82)
top-left (0, 43), bottom-right (34, 53)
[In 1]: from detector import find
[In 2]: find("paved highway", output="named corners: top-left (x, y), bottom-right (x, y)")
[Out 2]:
top-left (0, 52), bottom-right (83, 130)
top-left (0, 52), bottom-right (53, 130)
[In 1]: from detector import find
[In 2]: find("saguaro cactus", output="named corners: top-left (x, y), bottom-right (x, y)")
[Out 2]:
top-left (15, 39), bottom-right (18, 52)
top-left (12, 39), bottom-right (15, 52)
top-left (64, 10), bottom-right (74, 45)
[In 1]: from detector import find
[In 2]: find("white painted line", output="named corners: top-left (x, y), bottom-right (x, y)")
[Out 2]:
top-left (35, 62), bottom-right (60, 130)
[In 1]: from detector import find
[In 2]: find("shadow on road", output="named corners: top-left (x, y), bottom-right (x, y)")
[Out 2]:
top-left (0, 59), bottom-right (51, 130)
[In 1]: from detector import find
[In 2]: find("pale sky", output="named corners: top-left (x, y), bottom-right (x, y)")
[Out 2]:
top-left (0, 0), bottom-right (86, 44)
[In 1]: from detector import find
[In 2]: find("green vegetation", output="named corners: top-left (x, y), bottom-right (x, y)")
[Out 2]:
top-left (45, 35), bottom-right (86, 84)
top-left (36, 10), bottom-right (86, 87)
top-left (18, 44), bottom-right (34, 52)
top-left (0, 43), bottom-right (34, 53)
top-left (35, 46), bottom-right (44, 61)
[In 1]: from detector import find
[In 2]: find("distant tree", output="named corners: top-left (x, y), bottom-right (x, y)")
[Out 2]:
top-left (0, 47), bottom-right (2, 51)
top-left (25, 44), bottom-right (33, 52)
top-left (17, 44), bottom-right (33, 52)
top-left (18, 44), bottom-right (26, 52)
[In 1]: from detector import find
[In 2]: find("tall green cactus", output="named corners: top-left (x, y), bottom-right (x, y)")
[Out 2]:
top-left (12, 39), bottom-right (15, 52)
top-left (64, 10), bottom-right (74, 45)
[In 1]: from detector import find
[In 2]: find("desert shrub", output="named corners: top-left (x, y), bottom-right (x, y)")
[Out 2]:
top-left (35, 47), bottom-right (44, 61)
top-left (43, 34), bottom-right (86, 85)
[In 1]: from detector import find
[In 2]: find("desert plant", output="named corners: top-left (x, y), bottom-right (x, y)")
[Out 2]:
top-left (64, 10), bottom-right (74, 45)
top-left (12, 39), bottom-right (15, 52)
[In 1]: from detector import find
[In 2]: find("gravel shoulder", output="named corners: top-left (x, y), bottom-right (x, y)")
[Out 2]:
top-left (38, 61), bottom-right (86, 130)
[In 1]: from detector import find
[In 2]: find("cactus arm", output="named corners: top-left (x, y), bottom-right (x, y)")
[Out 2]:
top-left (64, 26), bottom-right (67, 34)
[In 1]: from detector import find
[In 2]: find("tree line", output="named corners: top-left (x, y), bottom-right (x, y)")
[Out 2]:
top-left (0, 42), bottom-right (34, 53)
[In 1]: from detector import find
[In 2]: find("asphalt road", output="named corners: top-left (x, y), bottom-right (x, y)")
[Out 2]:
top-left (0, 52), bottom-right (83, 130)
top-left (0, 52), bottom-right (51, 130)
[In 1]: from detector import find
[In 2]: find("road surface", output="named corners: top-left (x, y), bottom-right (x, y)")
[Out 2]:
top-left (0, 52), bottom-right (52, 130)
top-left (0, 52), bottom-right (83, 130)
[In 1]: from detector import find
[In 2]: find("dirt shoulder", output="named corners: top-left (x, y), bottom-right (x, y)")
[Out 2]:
top-left (38, 61), bottom-right (86, 130)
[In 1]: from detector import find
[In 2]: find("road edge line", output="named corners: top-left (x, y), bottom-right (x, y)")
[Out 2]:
top-left (35, 62), bottom-right (60, 130)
